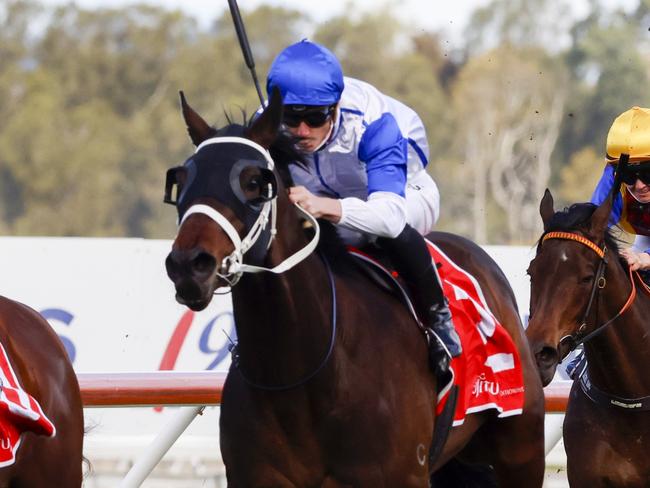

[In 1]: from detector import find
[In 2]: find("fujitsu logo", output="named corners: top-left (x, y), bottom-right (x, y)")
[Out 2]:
top-left (472, 373), bottom-right (499, 397)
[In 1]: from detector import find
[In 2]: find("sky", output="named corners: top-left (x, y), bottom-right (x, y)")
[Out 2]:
top-left (39, 0), bottom-right (640, 41)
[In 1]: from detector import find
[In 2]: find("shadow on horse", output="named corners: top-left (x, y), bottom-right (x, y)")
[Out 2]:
top-left (0, 295), bottom-right (83, 486)
top-left (164, 88), bottom-right (546, 487)
top-left (527, 189), bottom-right (650, 487)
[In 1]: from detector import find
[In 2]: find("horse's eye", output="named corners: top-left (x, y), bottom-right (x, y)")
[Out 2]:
top-left (238, 166), bottom-right (277, 205)
top-left (245, 178), bottom-right (260, 192)
top-left (580, 275), bottom-right (594, 284)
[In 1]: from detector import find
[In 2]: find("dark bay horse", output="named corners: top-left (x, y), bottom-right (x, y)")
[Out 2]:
top-left (527, 189), bottom-right (650, 487)
top-left (0, 296), bottom-right (83, 486)
top-left (164, 88), bottom-right (545, 487)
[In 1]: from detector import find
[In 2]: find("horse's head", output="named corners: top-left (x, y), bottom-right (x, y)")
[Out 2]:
top-left (164, 88), bottom-right (300, 311)
top-left (526, 189), bottom-right (616, 386)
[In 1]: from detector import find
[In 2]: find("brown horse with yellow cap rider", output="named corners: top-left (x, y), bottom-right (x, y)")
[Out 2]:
top-left (591, 106), bottom-right (650, 277)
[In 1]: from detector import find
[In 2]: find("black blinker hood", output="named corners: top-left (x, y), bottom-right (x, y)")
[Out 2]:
top-left (170, 142), bottom-right (274, 220)
top-left (164, 140), bottom-right (278, 263)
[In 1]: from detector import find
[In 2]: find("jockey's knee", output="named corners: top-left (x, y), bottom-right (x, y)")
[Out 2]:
top-left (377, 224), bottom-right (422, 252)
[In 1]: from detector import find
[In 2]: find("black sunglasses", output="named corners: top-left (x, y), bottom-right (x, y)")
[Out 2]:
top-left (622, 167), bottom-right (650, 185)
top-left (283, 105), bottom-right (334, 128)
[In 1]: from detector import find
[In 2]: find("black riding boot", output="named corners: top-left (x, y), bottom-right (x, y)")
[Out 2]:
top-left (377, 225), bottom-right (462, 375)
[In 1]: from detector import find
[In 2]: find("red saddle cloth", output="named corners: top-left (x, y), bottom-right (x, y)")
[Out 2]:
top-left (426, 240), bottom-right (525, 425)
top-left (0, 342), bottom-right (55, 467)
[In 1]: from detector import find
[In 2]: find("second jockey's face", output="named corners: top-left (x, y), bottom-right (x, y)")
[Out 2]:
top-left (627, 178), bottom-right (650, 204)
top-left (625, 162), bottom-right (650, 204)
top-left (623, 161), bottom-right (650, 203)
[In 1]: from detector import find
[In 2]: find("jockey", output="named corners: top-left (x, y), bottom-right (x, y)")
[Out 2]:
top-left (266, 39), bottom-right (462, 374)
top-left (591, 106), bottom-right (650, 275)
top-left (568, 106), bottom-right (650, 379)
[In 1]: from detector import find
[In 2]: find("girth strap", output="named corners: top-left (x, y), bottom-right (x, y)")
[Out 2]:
top-left (428, 385), bottom-right (458, 467)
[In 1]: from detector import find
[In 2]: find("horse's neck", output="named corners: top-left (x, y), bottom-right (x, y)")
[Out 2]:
top-left (586, 263), bottom-right (650, 396)
top-left (231, 207), bottom-right (334, 386)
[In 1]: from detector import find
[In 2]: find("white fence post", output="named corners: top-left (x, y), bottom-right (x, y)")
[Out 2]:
top-left (544, 413), bottom-right (565, 455)
top-left (119, 405), bottom-right (205, 488)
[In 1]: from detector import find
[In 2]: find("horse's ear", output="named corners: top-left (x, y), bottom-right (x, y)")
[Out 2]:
top-left (247, 87), bottom-right (282, 149)
top-left (590, 192), bottom-right (613, 238)
top-left (179, 91), bottom-right (213, 146)
top-left (540, 189), bottom-right (555, 231)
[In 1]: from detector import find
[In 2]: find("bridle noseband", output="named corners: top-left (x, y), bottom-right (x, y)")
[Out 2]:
top-left (541, 231), bottom-right (637, 353)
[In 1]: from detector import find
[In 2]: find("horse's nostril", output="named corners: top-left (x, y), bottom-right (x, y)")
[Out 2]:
top-left (192, 252), bottom-right (217, 277)
top-left (165, 254), bottom-right (179, 280)
top-left (535, 346), bottom-right (559, 369)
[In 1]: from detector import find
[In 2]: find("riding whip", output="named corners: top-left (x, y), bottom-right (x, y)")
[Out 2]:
top-left (613, 153), bottom-right (630, 192)
top-left (227, 0), bottom-right (266, 105)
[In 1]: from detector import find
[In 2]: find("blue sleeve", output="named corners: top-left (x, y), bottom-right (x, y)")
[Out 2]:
top-left (590, 165), bottom-right (622, 227)
top-left (358, 113), bottom-right (408, 197)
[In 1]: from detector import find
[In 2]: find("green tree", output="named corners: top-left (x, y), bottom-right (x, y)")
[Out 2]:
top-left (464, 0), bottom-right (572, 55)
top-left (0, 2), bottom-right (313, 237)
top-left (556, 146), bottom-right (601, 205)
top-left (559, 1), bottom-right (650, 162)
top-left (450, 45), bottom-right (568, 244)
top-left (0, 0), bottom-right (43, 231)
top-left (313, 10), bottom-right (450, 164)
top-left (11, 0), bottom-right (645, 245)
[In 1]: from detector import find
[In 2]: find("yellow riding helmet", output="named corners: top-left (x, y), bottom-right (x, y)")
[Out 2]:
top-left (606, 106), bottom-right (650, 165)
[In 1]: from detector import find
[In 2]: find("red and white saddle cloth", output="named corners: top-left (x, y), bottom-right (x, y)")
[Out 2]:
top-left (427, 241), bottom-right (525, 426)
top-left (0, 341), bottom-right (55, 467)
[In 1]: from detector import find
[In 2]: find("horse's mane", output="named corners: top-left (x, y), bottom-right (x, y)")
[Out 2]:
top-left (540, 202), bottom-right (621, 255)
top-left (268, 131), bottom-right (306, 188)
top-left (314, 220), bottom-right (358, 270)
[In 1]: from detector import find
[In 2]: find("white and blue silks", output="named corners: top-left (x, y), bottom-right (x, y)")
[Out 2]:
top-left (289, 77), bottom-right (440, 245)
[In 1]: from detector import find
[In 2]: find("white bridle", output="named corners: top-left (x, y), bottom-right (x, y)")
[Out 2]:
top-left (178, 136), bottom-right (320, 286)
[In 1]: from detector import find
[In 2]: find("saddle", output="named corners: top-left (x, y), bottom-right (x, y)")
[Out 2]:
top-left (312, 225), bottom-right (525, 459)
top-left (347, 241), bottom-right (526, 422)
top-left (347, 244), bottom-right (424, 323)
top-left (346, 244), bottom-right (458, 465)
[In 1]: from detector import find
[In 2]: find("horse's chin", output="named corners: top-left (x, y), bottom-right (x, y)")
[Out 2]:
top-left (171, 278), bottom-right (216, 311)
top-left (175, 294), bottom-right (211, 311)
top-left (537, 365), bottom-right (557, 387)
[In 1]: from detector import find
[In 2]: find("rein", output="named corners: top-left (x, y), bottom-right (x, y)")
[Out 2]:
top-left (542, 231), bottom-right (636, 351)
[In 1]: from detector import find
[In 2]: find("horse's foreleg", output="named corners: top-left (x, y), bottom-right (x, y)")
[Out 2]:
top-left (486, 412), bottom-right (546, 488)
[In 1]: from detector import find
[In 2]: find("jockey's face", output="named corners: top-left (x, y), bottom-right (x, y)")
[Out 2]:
top-left (625, 163), bottom-right (650, 204)
top-left (283, 104), bottom-right (335, 153)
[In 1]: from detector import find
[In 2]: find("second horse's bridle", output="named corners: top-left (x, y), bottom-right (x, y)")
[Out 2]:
top-left (541, 231), bottom-right (637, 354)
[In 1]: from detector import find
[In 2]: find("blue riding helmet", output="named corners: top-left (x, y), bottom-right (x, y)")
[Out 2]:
top-left (266, 40), bottom-right (344, 106)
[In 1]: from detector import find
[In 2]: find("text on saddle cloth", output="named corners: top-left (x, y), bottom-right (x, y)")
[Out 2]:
top-left (0, 341), bottom-right (55, 468)
top-left (348, 242), bottom-right (525, 425)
